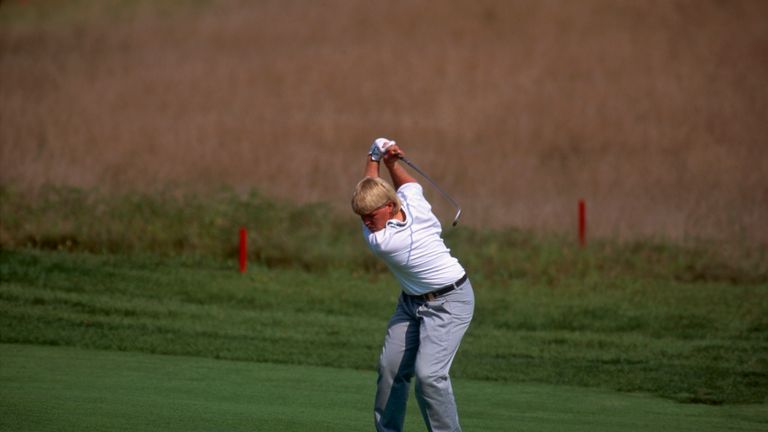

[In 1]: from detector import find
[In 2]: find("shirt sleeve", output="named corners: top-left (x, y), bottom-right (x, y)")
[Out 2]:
top-left (397, 182), bottom-right (426, 204)
top-left (397, 182), bottom-right (439, 227)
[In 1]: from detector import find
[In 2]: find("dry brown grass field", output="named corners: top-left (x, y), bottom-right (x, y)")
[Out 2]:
top-left (1, 0), bottom-right (767, 245)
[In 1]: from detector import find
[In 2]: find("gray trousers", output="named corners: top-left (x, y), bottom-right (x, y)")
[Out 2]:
top-left (374, 280), bottom-right (474, 432)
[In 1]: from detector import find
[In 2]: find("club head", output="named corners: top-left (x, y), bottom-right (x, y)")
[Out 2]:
top-left (452, 208), bottom-right (462, 227)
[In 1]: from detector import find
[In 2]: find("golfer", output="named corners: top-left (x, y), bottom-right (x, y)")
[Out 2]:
top-left (351, 138), bottom-right (475, 432)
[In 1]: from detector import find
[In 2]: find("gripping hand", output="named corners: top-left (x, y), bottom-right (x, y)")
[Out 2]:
top-left (368, 137), bottom-right (396, 161)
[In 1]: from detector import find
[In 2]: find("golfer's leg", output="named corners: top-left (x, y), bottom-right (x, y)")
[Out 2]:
top-left (374, 297), bottom-right (420, 432)
top-left (414, 283), bottom-right (475, 432)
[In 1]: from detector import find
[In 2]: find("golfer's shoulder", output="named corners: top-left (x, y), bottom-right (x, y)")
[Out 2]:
top-left (397, 181), bottom-right (422, 198)
top-left (398, 182), bottom-right (432, 214)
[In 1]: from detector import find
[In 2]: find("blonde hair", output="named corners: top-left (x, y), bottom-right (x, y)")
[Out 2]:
top-left (351, 177), bottom-right (402, 215)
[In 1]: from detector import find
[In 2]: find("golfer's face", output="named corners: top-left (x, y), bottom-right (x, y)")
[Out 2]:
top-left (361, 202), bottom-right (393, 232)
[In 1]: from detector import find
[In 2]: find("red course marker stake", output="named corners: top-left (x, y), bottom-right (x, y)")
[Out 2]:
top-left (239, 227), bottom-right (247, 273)
top-left (578, 199), bottom-right (586, 247)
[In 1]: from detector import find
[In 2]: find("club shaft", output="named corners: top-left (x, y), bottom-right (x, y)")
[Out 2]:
top-left (399, 156), bottom-right (462, 225)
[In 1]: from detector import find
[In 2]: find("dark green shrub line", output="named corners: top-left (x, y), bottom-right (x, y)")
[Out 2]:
top-left (1, 185), bottom-right (765, 284)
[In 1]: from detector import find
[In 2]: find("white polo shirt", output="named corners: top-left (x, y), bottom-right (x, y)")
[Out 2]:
top-left (362, 182), bottom-right (466, 296)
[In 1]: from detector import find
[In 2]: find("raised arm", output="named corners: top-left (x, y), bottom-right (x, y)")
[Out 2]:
top-left (382, 144), bottom-right (417, 190)
top-left (364, 138), bottom-right (392, 178)
top-left (364, 157), bottom-right (380, 178)
top-left (363, 137), bottom-right (417, 189)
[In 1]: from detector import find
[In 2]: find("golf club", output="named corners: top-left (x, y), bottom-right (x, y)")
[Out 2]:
top-left (399, 156), bottom-right (463, 226)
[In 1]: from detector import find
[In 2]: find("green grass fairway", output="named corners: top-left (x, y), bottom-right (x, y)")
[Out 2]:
top-left (2, 249), bottom-right (766, 405)
top-left (1, 344), bottom-right (765, 432)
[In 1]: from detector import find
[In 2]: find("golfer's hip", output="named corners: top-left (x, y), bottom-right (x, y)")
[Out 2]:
top-left (403, 273), bottom-right (469, 302)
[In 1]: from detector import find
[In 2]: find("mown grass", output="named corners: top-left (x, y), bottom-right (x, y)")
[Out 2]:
top-left (1, 187), bottom-right (766, 405)
top-left (4, 344), bottom-right (766, 432)
top-left (1, 249), bottom-right (766, 406)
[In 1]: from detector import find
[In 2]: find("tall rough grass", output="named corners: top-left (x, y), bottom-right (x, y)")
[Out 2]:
top-left (1, 0), bottom-right (767, 244)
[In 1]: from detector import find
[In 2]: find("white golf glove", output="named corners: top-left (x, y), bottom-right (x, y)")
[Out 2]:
top-left (368, 137), bottom-right (395, 161)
